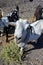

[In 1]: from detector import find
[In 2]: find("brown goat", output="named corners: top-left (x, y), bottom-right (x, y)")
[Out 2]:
top-left (34, 5), bottom-right (42, 20)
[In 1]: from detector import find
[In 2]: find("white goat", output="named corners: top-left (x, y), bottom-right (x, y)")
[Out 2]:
top-left (14, 19), bottom-right (43, 51)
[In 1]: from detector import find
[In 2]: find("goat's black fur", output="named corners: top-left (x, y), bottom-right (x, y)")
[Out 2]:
top-left (4, 6), bottom-right (19, 42)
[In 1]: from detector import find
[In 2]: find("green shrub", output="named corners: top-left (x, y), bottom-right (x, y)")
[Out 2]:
top-left (0, 42), bottom-right (23, 65)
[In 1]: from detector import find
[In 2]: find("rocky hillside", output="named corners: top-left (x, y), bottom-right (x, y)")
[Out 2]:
top-left (0, 0), bottom-right (43, 19)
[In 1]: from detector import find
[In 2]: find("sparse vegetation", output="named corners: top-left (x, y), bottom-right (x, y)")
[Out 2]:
top-left (0, 42), bottom-right (23, 65)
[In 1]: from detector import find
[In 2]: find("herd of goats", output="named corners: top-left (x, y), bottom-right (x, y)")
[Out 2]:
top-left (0, 5), bottom-right (43, 51)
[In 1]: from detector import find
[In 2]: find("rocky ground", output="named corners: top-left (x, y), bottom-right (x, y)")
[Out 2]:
top-left (0, 0), bottom-right (43, 19)
top-left (0, 0), bottom-right (43, 65)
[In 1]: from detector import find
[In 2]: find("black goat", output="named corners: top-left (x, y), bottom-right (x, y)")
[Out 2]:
top-left (4, 6), bottom-right (19, 42)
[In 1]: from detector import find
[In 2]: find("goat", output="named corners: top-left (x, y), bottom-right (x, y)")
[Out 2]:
top-left (0, 7), bottom-right (19, 42)
top-left (14, 19), bottom-right (43, 52)
top-left (34, 5), bottom-right (42, 20)
top-left (4, 5), bottom-right (19, 42)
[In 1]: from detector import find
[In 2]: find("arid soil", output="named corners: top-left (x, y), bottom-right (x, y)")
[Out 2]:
top-left (0, 0), bottom-right (43, 19)
top-left (0, 0), bottom-right (43, 65)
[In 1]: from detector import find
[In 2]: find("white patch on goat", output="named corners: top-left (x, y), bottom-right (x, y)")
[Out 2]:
top-left (14, 19), bottom-right (43, 50)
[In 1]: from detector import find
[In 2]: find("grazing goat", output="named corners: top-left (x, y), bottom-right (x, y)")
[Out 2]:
top-left (14, 19), bottom-right (43, 51)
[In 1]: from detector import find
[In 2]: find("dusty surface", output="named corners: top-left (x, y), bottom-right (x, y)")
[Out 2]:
top-left (0, 0), bottom-right (43, 19)
top-left (0, 0), bottom-right (43, 65)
